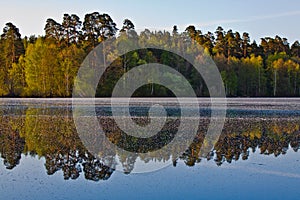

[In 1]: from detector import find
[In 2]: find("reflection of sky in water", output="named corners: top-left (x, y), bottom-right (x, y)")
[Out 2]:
top-left (1, 149), bottom-right (300, 200)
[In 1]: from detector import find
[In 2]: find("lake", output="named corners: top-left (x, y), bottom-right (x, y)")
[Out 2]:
top-left (1, 98), bottom-right (300, 200)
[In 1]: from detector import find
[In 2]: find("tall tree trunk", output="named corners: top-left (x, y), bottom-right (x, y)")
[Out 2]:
top-left (273, 70), bottom-right (277, 96)
top-left (294, 72), bottom-right (297, 95)
top-left (258, 67), bottom-right (261, 96)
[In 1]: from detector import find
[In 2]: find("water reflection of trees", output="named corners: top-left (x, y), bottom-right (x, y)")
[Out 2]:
top-left (0, 107), bottom-right (25, 169)
top-left (1, 106), bottom-right (300, 181)
top-left (211, 120), bottom-right (300, 166)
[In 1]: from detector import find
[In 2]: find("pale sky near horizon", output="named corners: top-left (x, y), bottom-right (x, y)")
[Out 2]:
top-left (0, 0), bottom-right (300, 43)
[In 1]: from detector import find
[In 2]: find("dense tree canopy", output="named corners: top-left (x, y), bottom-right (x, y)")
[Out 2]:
top-left (0, 12), bottom-right (300, 97)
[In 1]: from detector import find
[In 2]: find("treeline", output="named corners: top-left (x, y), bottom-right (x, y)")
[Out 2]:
top-left (1, 107), bottom-right (300, 176)
top-left (0, 12), bottom-right (300, 97)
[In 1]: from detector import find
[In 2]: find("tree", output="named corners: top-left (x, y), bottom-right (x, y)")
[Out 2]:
top-left (260, 37), bottom-right (272, 56)
top-left (213, 26), bottom-right (225, 56)
top-left (202, 31), bottom-right (214, 54)
top-left (225, 30), bottom-right (233, 57)
top-left (59, 44), bottom-right (85, 96)
top-left (9, 55), bottom-right (26, 96)
top-left (250, 40), bottom-right (261, 56)
top-left (172, 25), bottom-right (178, 36)
top-left (119, 19), bottom-right (138, 39)
top-left (221, 70), bottom-right (238, 96)
top-left (82, 12), bottom-right (118, 48)
top-left (185, 25), bottom-right (197, 40)
top-left (272, 58), bottom-right (284, 96)
top-left (233, 31), bottom-right (242, 58)
top-left (44, 18), bottom-right (62, 41)
top-left (24, 38), bottom-right (59, 97)
top-left (82, 12), bottom-right (102, 47)
top-left (284, 59), bottom-right (299, 95)
top-left (61, 14), bottom-right (82, 45)
top-left (120, 19), bottom-right (135, 32)
top-left (247, 55), bottom-right (265, 96)
top-left (0, 22), bottom-right (24, 95)
top-left (242, 32), bottom-right (250, 57)
top-left (291, 41), bottom-right (300, 57)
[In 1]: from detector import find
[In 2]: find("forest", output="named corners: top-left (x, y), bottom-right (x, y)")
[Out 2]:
top-left (1, 12), bottom-right (300, 97)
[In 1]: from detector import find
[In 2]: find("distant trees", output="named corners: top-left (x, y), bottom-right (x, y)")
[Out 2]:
top-left (0, 23), bottom-right (25, 95)
top-left (45, 18), bottom-right (62, 41)
top-left (0, 13), bottom-right (300, 97)
top-left (61, 14), bottom-right (82, 45)
top-left (82, 12), bottom-right (118, 48)
top-left (23, 37), bottom-right (85, 97)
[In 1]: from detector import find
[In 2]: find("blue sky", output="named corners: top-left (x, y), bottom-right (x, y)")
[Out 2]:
top-left (1, 0), bottom-right (300, 43)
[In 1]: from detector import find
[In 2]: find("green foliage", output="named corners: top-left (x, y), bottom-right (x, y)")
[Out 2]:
top-left (0, 14), bottom-right (299, 97)
top-left (24, 38), bottom-right (59, 97)
top-left (0, 22), bottom-right (25, 95)
top-left (9, 55), bottom-right (26, 96)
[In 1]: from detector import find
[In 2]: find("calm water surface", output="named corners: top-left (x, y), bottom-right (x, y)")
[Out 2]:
top-left (1, 98), bottom-right (300, 200)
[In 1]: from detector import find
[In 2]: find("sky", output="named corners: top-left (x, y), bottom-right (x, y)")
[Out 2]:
top-left (0, 0), bottom-right (300, 43)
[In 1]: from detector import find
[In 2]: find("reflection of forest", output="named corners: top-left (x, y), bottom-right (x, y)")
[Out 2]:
top-left (1, 106), bottom-right (300, 181)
